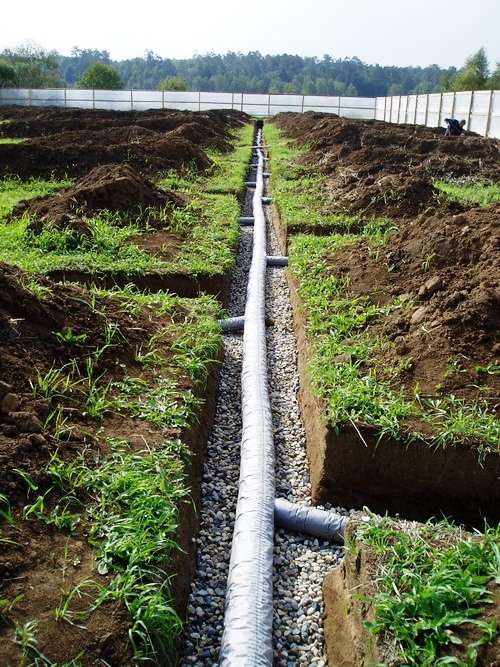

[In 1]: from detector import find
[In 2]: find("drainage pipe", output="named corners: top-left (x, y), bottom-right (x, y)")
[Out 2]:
top-left (218, 316), bottom-right (246, 332)
top-left (219, 130), bottom-right (347, 664)
top-left (266, 255), bottom-right (288, 267)
top-left (219, 132), bottom-right (276, 666)
top-left (274, 498), bottom-right (347, 543)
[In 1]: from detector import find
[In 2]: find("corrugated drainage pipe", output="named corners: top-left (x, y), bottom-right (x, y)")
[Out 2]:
top-left (218, 316), bottom-right (246, 332)
top-left (274, 498), bottom-right (347, 543)
top-left (219, 132), bottom-right (276, 666)
top-left (266, 255), bottom-right (288, 267)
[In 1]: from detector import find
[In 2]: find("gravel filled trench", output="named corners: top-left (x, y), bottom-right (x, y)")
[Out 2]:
top-left (179, 142), bottom-right (351, 667)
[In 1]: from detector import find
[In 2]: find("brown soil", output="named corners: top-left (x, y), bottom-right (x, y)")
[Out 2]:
top-left (0, 105), bottom-right (498, 666)
top-left (269, 112), bottom-right (500, 666)
top-left (0, 106), bottom-right (248, 666)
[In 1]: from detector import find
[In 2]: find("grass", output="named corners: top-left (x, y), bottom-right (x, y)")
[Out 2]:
top-left (0, 137), bottom-right (28, 145)
top-left (27, 285), bottom-right (222, 427)
top-left (20, 442), bottom-right (191, 663)
top-left (353, 512), bottom-right (500, 667)
top-left (0, 125), bottom-right (252, 279)
top-left (0, 173), bottom-right (74, 218)
top-left (15, 284), bottom-right (224, 663)
top-left (201, 123), bottom-right (256, 193)
top-left (0, 204), bottom-right (240, 277)
top-left (435, 179), bottom-right (500, 207)
top-left (287, 231), bottom-right (500, 452)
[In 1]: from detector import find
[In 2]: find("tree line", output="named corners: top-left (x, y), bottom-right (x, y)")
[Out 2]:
top-left (1, 42), bottom-right (499, 97)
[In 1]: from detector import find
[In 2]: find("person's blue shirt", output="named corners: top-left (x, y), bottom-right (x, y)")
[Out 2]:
top-left (445, 118), bottom-right (466, 136)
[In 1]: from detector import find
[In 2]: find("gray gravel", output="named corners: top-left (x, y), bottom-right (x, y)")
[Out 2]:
top-left (179, 151), bottom-right (351, 666)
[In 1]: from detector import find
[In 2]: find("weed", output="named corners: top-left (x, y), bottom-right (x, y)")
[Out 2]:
top-left (355, 513), bottom-right (500, 666)
top-left (54, 328), bottom-right (88, 347)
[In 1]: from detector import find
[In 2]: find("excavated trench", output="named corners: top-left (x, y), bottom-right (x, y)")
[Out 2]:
top-left (178, 125), bottom-right (349, 666)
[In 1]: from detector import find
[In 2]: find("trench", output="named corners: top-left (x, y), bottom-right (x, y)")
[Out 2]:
top-left (178, 126), bottom-right (350, 665)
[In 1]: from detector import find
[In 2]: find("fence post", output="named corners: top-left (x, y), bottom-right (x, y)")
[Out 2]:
top-left (437, 92), bottom-right (443, 127)
top-left (450, 92), bottom-right (456, 120)
top-left (466, 91), bottom-right (474, 132)
top-left (484, 90), bottom-right (494, 138)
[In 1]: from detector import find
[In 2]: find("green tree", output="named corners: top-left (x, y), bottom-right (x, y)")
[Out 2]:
top-left (488, 62), bottom-right (500, 89)
top-left (387, 83), bottom-right (404, 96)
top-left (59, 47), bottom-right (111, 86)
top-left (78, 62), bottom-right (123, 89)
top-left (0, 41), bottom-right (62, 88)
top-left (0, 59), bottom-right (18, 87)
top-left (157, 77), bottom-right (187, 91)
top-left (451, 47), bottom-right (489, 91)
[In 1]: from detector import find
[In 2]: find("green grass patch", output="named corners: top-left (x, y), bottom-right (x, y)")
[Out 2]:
top-left (29, 286), bottom-right (222, 427)
top-left (288, 232), bottom-right (499, 451)
top-left (18, 285), bottom-right (223, 662)
top-left (269, 123), bottom-right (499, 452)
top-left (435, 179), bottom-right (500, 207)
top-left (354, 512), bottom-right (500, 667)
top-left (0, 124), bottom-right (253, 278)
top-left (289, 233), bottom-right (417, 439)
top-left (19, 441), bottom-right (191, 663)
top-left (0, 173), bottom-right (74, 219)
top-left (0, 137), bottom-right (28, 145)
top-left (203, 123), bottom-right (256, 193)
top-left (0, 193), bottom-right (241, 278)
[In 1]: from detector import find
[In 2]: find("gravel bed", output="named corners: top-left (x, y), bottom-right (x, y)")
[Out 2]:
top-left (179, 150), bottom-right (351, 666)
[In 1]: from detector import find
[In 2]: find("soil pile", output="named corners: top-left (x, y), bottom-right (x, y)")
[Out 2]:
top-left (0, 106), bottom-right (248, 179)
top-left (273, 111), bottom-right (500, 219)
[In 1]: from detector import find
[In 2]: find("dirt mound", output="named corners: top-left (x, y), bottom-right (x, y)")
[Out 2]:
top-left (14, 163), bottom-right (189, 231)
top-left (329, 203), bottom-right (500, 407)
top-left (272, 112), bottom-right (500, 412)
top-left (272, 111), bottom-right (500, 219)
top-left (0, 106), bottom-right (249, 179)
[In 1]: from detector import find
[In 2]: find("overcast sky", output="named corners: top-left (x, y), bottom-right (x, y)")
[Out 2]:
top-left (2, 0), bottom-right (499, 71)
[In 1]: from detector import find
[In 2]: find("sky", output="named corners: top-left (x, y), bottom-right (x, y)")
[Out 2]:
top-left (2, 0), bottom-right (499, 71)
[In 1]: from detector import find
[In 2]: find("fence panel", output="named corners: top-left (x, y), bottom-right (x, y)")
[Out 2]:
top-left (0, 88), bottom-right (499, 138)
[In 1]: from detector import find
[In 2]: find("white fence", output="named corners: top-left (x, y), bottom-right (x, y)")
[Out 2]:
top-left (376, 90), bottom-right (500, 139)
top-left (1, 88), bottom-right (499, 138)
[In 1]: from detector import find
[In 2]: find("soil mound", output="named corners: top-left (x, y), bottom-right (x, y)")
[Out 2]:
top-left (14, 163), bottom-right (189, 231)
top-left (272, 111), bottom-right (500, 219)
top-left (0, 106), bottom-right (249, 179)
top-left (272, 112), bottom-right (500, 426)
